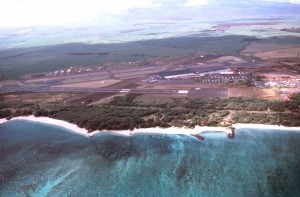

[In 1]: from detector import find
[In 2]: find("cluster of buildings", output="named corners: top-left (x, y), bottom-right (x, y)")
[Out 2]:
top-left (253, 75), bottom-right (300, 101)
top-left (254, 81), bottom-right (267, 88)
top-left (255, 78), bottom-right (300, 88)
top-left (277, 88), bottom-right (300, 101)
top-left (155, 68), bottom-right (252, 84)
top-left (49, 66), bottom-right (116, 77)
top-left (49, 62), bottom-right (140, 77)
top-left (199, 72), bottom-right (252, 84)
top-left (265, 79), bottom-right (300, 88)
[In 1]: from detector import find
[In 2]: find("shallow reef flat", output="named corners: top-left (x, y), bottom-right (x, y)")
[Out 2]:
top-left (0, 120), bottom-right (299, 196)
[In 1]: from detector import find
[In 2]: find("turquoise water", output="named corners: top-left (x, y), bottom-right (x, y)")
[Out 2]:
top-left (0, 120), bottom-right (300, 197)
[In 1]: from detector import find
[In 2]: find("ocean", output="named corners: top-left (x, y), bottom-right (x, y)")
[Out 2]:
top-left (0, 120), bottom-right (300, 197)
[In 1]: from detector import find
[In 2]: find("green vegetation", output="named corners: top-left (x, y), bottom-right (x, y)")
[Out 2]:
top-left (232, 111), bottom-right (300, 126)
top-left (51, 106), bottom-right (158, 131)
top-left (1, 93), bottom-right (300, 131)
top-left (0, 35), bottom-right (253, 79)
top-left (0, 110), bottom-right (12, 119)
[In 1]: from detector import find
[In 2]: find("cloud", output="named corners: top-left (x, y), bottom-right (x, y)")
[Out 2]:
top-left (263, 0), bottom-right (300, 4)
top-left (0, 0), bottom-right (155, 27)
top-left (0, 0), bottom-right (299, 28)
top-left (184, 0), bottom-right (208, 7)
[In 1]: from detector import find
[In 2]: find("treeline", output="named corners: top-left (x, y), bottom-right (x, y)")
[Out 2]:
top-left (109, 94), bottom-right (300, 113)
top-left (50, 106), bottom-right (160, 132)
top-left (1, 93), bottom-right (300, 131)
top-left (0, 109), bottom-right (32, 119)
top-left (0, 110), bottom-right (12, 119)
top-left (232, 111), bottom-right (300, 127)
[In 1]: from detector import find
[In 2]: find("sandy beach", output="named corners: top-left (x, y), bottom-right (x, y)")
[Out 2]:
top-left (0, 118), bottom-right (8, 124)
top-left (0, 116), bottom-right (232, 138)
top-left (1, 116), bottom-right (300, 138)
top-left (234, 123), bottom-right (300, 131)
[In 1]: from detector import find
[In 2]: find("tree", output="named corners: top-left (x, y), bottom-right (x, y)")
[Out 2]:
top-left (0, 110), bottom-right (12, 118)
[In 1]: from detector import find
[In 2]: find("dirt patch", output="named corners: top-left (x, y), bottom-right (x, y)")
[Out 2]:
top-left (115, 69), bottom-right (163, 78)
top-left (61, 76), bottom-right (109, 84)
top-left (228, 87), bottom-right (257, 98)
top-left (241, 42), bottom-right (300, 60)
top-left (188, 88), bottom-right (228, 99)
top-left (2, 92), bottom-right (78, 103)
top-left (51, 80), bottom-right (121, 88)
top-left (256, 87), bottom-right (279, 100)
top-left (255, 47), bottom-right (300, 60)
top-left (105, 78), bottom-right (142, 89)
top-left (207, 56), bottom-right (247, 64)
top-left (133, 94), bottom-right (174, 106)
top-left (67, 92), bottom-right (117, 105)
top-left (242, 42), bottom-right (300, 55)
top-left (88, 94), bottom-right (124, 106)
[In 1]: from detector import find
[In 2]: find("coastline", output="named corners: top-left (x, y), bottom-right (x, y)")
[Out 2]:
top-left (234, 123), bottom-right (300, 131)
top-left (0, 118), bottom-right (8, 124)
top-left (0, 116), bottom-right (232, 138)
top-left (1, 116), bottom-right (300, 138)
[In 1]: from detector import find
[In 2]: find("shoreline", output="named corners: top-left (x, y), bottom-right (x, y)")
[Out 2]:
top-left (0, 116), bottom-right (232, 138)
top-left (0, 118), bottom-right (8, 124)
top-left (233, 123), bottom-right (300, 131)
top-left (1, 116), bottom-right (300, 138)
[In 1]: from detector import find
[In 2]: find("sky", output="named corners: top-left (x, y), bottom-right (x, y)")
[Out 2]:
top-left (0, 0), bottom-right (299, 28)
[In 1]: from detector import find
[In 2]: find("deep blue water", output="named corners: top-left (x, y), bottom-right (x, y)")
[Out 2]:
top-left (0, 120), bottom-right (300, 197)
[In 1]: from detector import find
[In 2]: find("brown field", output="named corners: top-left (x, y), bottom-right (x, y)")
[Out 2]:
top-left (88, 93), bottom-right (125, 106)
top-left (1, 92), bottom-right (78, 103)
top-left (256, 87), bottom-right (279, 100)
top-left (61, 76), bottom-right (109, 84)
top-left (106, 78), bottom-right (142, 89)
top-left (207, 56), bottom-right (247, 64)
top-left (133, 94), bottom-right (174, 106)
top-left (255, 47), bottom-right (300, 60)
top-left (263, 72), bottom-right (299, 78)
top-left (51, 79), bottom-right (121, 88)
top-left (242, 42), bottom-right (300, 55)
top-left (251, 66), bottom-right (300, 77)
top-left (241, 42), bottom-right (300, 60)
top-left (188, 88), bottom-right (228, 99)
top-left (228, 87), bottom-right (257, 98)
top-left (119, 75), bottom-right (146, 80)
top-left (45, 94), bottom-right (79, 103)
top-left (280, 61), bottom-right (300, 66)
top-left (138, 84), bottom-right (156, 89)
top-left (23, 78), bottom-right (53, 84)
top-left (137, 85), bottom-right (189, 89)
top-left (115, 69), bottom-right (164, 78)
top-left (0, 80), bottom-right (16, 85)
top-left (66, 92), bottom-right (118, 105)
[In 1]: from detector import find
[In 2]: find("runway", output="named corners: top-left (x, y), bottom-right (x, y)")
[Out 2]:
top-left (0, 85), bottom-right (181, 94)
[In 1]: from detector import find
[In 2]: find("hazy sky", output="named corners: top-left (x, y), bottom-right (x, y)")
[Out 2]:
top-left (0, 0), bottom-right (299, 28)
